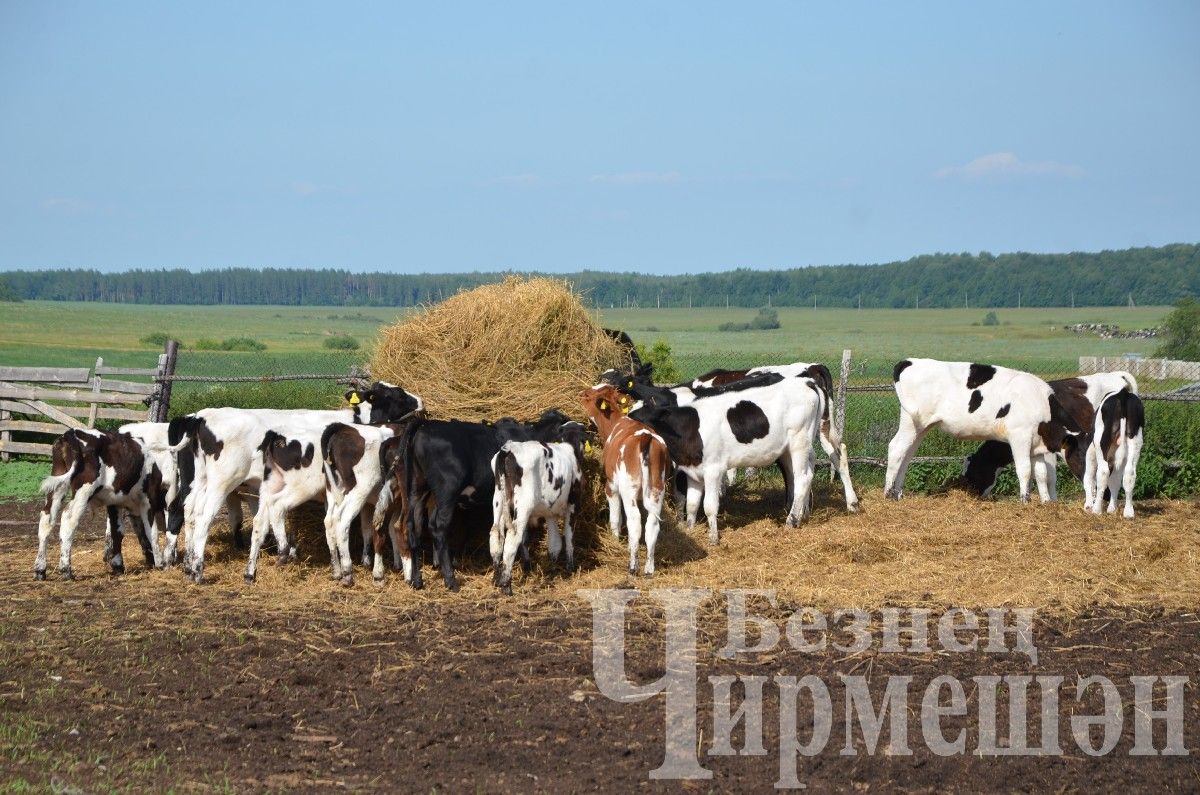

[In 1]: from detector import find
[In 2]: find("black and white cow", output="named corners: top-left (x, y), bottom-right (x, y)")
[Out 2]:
top-left (1084, 387), bottom-right (1145, 518)
top-left (962, 371), bottom-right (1138, 498)
top-left (397, 409), bottom-right (576, 591)
top-left (886, 359), bottom-right (1086, 503)
top-left (320, 416), bottom-right (422, 586)
top-left (488, 423), bottom-right (588, 594)
top-left (629, 375), bottom-right (825, 544)
top-left (603, 361), bottom-right (859, 511)
top-left (169, 382), bottom-right (422, 583)
top-left (34, 428), bottom-right (180, 580)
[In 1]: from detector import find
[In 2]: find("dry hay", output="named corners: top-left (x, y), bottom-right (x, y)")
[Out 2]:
top-left (7, 487), bottom-right (1196, 623)
top-left (369, 276), bottom-right (632, 423)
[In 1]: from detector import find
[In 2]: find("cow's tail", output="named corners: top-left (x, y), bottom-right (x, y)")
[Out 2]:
top-left (39, 470), bottom-right (74, 497)
top-left (41, 431), bottom-right (87, 496)
top-left (166, 416), bottom-right (201, 538)
top-left (320, 422), bottom-right (349, 491)
top-left (493, 443), bottom-right (520, 528)
top-left (1118, 371), bottom-right (1139, 395)
top-left (638, 431), bottom-right (671, 505)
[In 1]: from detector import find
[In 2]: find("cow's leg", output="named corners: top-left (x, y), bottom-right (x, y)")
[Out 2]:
top-left (407, 495), bottom-right (428, 590)
top-left (1008, 438), bottom-right (1035, 503)
top-left (884, 411), bottom-right (927, 500)
top-left (322, 496), bottom-right (342, 581)
top-left (776, 454), bottom-right (794, 510)
top-left (819, 430), bottom-right (860, 512)
top-left (57, 483), bottom-right (98, 580)
top-left (244, 496), bottom-right (275, 584)
top-left (1105, 453), bottom-right (1122, 515)
top-left (562, 510), bottom-right (576, 574)
top-left (1121, 434), bottom-right (1142, 519)
top-left (131, 510), bottom-right (160, 568)
top-left (225, 494), bottom-right (246, 549)
top-left (186, 487), bottom-right (229, 584)
top-left (357, 505), bottom-right (374, 568)
top-left (605, 483), bottom-right (623, 538)
top-left (725, 468), bottom-right (738, 488)
top-left (103, 506), bottom-right (117, 563)
top-left (430, 500), bottom-right (459, 592)
top-left (335, 507), bottom-right (359, 588)
top-left (546, 517), bottom-right (562, 566)
top-left (497, 510), bottom-right (528, 595)
top-left (786, 444), bottom-right (816, 527)
top-left (35, 486), bottom-right (67, 580)
top-left (1032, 456), bottom-right (1051, 503)
top-left (701, 469), bottom-right (724, 545)
top-left (622, 485), bottom-right (643, 575)
top-left (684, 476), bottom-right (703, 530)
top-left (1044, 454), bottom-right (1058, 502)
top-left (642, 488), bottom-right (663, 576)
top-left (1083, 444), bottom-right (1098, 512)
top-left (109, 508), bottom-right (127, 576)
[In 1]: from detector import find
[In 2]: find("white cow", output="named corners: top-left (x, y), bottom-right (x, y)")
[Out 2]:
top-left (1084, 387), bottom-right (1145, 518)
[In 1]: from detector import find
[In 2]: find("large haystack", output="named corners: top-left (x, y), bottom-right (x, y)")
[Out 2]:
top-left (370, 276), bottom-right (632, 422)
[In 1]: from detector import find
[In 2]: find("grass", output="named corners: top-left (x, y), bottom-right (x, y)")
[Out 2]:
top-left (0, 462), bottom-right (47, 503)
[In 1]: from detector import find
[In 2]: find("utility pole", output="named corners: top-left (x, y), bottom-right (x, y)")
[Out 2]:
top-left (857, 293), bottom-right (861, 310)
top-left (1071, 290), bottom-right (1075, 309)
top-left (1018, 291), bottom-right (1022, 309)
top-left (1129, 292), bottom-right (1135, 307)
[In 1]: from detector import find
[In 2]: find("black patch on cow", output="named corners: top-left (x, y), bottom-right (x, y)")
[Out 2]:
top-left (1099, 389), bottom-right (1144, 466)
top-left (967, 390), bottom-right (983, 413)
top-left (195, 419), bottom-right (224, 459)
top-left (499, 449), bottom-right (523, 523)
top-left (364, 382), bottom-right (422, 425)
top-left (995, 403), bottom-right (1011, 419)
top-left (552, 475), bottom-right (565, 491)
top-left (98, 433), bottom-right (145, 495)
top-left (966, 364), bottom-right (997, 389)
top-left (893, 360), bottom-right (912, 382)
top-left (726, 401), bottom-right (770, 444)
top-left (260, 431), bottom-right (315, 476)
top-left (630, 405), bottom-right (703, 467)
top-left (1037, 393), bottom-right (1084, 454)
top-left (963, 440), bottom-right (1012, 496)
top-left (798, 364), bottom-right (834, 397)
top-left (696, 372), bottom-right (783, 397)
top-left (322, 422), bottom-right (365, 492)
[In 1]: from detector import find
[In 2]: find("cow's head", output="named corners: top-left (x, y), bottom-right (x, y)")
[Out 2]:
top-left (1059, 432), bottom-right (1089, 480)
top-left (553, 420), bottom-right (594, 462)
top-left (961, 440), bottom-right (1012, 497)
top-left (345, 381), bottom-right (424, 425)
top-left (577, 385), bottom-right (633, 427)
top-left (598, 363), bottom-right (654, 393)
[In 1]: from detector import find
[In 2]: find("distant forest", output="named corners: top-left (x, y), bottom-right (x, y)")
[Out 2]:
top-left (2, 244), bottom-right (1196, 308)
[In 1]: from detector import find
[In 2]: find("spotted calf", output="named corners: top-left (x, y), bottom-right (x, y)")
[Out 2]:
top-left (1084, 387), bottom-right (1144, 518)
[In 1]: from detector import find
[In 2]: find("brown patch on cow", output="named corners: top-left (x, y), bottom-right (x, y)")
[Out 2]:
top-left (694, 368), bottom-right (751, 386)
top-left (98, 433), bottom-right (146, 496)
top-left (323, 424), bottom-right (366, 493)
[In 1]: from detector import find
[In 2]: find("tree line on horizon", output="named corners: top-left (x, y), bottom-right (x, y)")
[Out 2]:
top-left (1, 243), bottom-right (1196, 308)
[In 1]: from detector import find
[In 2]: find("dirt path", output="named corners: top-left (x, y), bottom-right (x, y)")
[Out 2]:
top-left (1, 499), bottom-right (1198, 792)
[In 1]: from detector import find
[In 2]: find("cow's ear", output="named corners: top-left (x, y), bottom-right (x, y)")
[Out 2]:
top-left (345, 390), bottom-right (361, 406)
top-left (599, 399), bottom-right (608, 412)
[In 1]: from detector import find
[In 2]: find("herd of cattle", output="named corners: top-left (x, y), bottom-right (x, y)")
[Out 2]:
top-left (31, 357), bottom-right (1145, 593)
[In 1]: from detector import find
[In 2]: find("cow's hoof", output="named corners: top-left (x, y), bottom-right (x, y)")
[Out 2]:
top-left (191, 570), bottom-right (205, 585)
top-left (445, 580), bottom-right (460, 593)
top-left (409, 579), bottom-right (424, 591)
top-left (275, 553), bottom-right (290, 567)
top-left (373, 575), bottom-right (385, 588)
top-left (59, 566), bottom-right (74, 581)
top-left (33, 569), bottom-right (46, 581)
top-left (643, 568), bottom-right (655, 578)
top-left (847, 501), bottom-right (861, 513)
top-left (110, 564), bottom-right (125, 576)
top-left (340, 575), bottom-right (354, 588)
top-left (500, 582), bottom-right (513, 596)
top-left (628, 566), bottom-right (638, 577)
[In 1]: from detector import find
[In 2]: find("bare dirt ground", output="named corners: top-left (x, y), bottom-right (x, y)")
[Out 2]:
top-left (2, 493), bottom-right (1199, 793)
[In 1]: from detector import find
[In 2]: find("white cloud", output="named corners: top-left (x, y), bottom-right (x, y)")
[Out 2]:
top-left (935, 152), bottom-right (1086, 180)
top-left (589, 171), bottom-right (681, 185)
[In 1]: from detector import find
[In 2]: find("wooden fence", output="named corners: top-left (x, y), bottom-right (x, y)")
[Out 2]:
top-left (0, 350), bottom-right (174, 460)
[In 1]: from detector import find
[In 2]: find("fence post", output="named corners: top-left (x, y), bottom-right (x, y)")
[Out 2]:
top-left (154, 340), bottom-right (179, 422)
top-left (0, 406), bottom-right (8, 462)
top-left (88, 356), bottom-right (103, 428)
top-left (835, 348), bottom-right (851, 439)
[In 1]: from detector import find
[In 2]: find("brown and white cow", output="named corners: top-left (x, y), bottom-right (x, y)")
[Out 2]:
top-left (579, 385), bottom-right (672, 575)
top-left (35, 428), bottom-right (179, 580)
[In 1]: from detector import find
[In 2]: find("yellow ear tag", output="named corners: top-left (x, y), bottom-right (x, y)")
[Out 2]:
top-left (627, 380), bottom-right (634, 388)
top-left (348, 393), bottom-right (361, 405)
top-left (599, 400), bottom-right (608, 411)
top-left (584, 441), bottom-right (592, 453)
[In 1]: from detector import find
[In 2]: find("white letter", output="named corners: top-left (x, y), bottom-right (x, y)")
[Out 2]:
top-left (921, 675), bottom-right (966, 756)
top-left (1130, 676), bottom-right (1189, 756)
top-left (785, 607), bottom-right (827, 653)
top-left (831, 609), bottom-right (872, 654)
top-left (881, 608), bottom-right (931, 653)
top-left (775, 674), bottom-right (832, 789)
top-left (579, 588), bottom-right (713, 779)
top-left (936, 608), bottom-right (979, 654)
top-left (1070, 675), bottom-right (1123, 756)
top-left (984, 608), bottom-right (1038, 665)
top-left (709, 675), bottom-right (767, 756)
top-left (719, 589), bottom-right (780, 658)
top-left (841, 675), bottom-right (912, 756)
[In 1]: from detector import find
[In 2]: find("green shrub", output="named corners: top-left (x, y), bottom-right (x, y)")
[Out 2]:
top-left (1155, 298), bottom-right (1200, 361)
top-left (719, 307), bottom-right (780, 332)
top-left (194, 337), bottom-right (267, 352)
top-left (0, 278), bottom-right (20, 302)
top-left (634, 340), bottom-right (681, 383)
top-left (323, 334), bottom-right (360, 350)
top-left (982, 311), bottom-right (999, 326)
top-left (139, 332), bottom-right (180, 348)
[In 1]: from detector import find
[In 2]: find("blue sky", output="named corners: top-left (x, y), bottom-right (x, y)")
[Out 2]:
top-left (1, 2), bottom-right (1196, 273)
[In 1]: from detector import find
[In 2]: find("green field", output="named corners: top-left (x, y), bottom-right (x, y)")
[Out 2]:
top-left (2, 300), bottom-right (1194, 499)
top-left (0, 300), bottom-right (1171, 378)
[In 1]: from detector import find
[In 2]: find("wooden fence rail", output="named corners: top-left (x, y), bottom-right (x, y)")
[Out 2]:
top-left (0, 346), bottom-right (175, 460)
